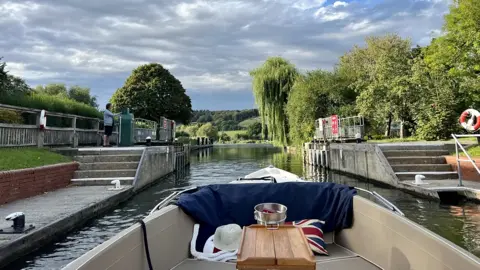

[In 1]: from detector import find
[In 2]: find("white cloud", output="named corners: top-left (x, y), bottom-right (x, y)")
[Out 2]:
top-left (5, 62), bottom-right (62, 80)
top-left (292, 0), bottom-right (327, 10)
top-left (0, 0), bottom-right (451, 108)
top-left (314, 7), bottom-right (349, 21)
top-left (333, 1), bottom-right (348, 8)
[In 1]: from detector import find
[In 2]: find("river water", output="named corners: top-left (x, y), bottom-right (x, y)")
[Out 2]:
top-left (9, 145), bottom-right (480, 269)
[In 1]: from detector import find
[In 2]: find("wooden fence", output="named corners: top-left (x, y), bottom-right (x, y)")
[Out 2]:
top-left (0, 104), bottom-right (117, 147)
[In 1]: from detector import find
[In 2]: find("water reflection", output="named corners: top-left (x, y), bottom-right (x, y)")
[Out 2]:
top-left (8, 146), bottom-right (480, 269)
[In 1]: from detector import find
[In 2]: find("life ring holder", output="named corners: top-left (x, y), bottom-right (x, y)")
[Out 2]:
top-left (459, 109), bottom-right (480, 132)
top-left (39, 110), bottom-right (47, 130)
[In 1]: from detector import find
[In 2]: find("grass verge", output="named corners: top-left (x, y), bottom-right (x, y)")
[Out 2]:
top-left (0, 147), bottom-right (72, 171)
top-left (369, 136), bottom-right (477, 144)
top-left (223, 130), bottom-right (247, 138)
top-left (460, 145), bottom-right (480, 157)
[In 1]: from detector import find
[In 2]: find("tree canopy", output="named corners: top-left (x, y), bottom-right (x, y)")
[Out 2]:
top-left (111, 63), bottom-right (192, 123)
top-left (197, 122), bottom-right (219, 140)
top-left (286, 70), bottom-right (356, 145)
top-left (250, 57), bottom-right (298, 145)
top-left (337, 34), bottom-right (415, 136)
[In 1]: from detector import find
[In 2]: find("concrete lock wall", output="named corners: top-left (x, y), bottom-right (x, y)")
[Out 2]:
top-left (328, 143), bottom-right (398, 186)
top-left (133, 146), bottom-right (175, 191)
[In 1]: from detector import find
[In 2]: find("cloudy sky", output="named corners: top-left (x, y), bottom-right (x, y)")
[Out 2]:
top-left (1, 0), bottom-right (451, 110)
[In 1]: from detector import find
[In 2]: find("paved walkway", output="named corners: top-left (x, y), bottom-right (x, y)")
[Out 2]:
top-left (0, 185), bottom-right (132, 246)
top-left (400, 180), bottom-right (480, 201)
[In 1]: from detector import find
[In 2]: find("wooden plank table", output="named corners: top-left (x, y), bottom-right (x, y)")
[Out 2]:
top-left (237, 225), bottom-right (315, 270)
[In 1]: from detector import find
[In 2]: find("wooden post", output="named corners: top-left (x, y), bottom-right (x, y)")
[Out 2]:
top-left (36, 113), bottom-right (44, 148)
top-left (95, 120), bottom-right (101, 146)
top-left (71, 116), bottom-right (78, 148)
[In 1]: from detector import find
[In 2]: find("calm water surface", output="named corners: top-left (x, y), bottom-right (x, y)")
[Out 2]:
top-left (9, 145), bottom-right (480, 269)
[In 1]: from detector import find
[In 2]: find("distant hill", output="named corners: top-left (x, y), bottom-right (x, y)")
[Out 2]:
top-left (239, 117), bottom-right (260, 128)
top-left (191, 109), bottom-right (259, 130)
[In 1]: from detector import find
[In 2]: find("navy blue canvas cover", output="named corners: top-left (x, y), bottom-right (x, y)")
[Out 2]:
top-left (176, 182), bottom-right (357, 252)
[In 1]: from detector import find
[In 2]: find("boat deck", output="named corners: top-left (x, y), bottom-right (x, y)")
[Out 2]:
top-left (171, 243), bottom-right (381, 270)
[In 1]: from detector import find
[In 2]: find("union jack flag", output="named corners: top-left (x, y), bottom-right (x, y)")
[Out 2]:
top-left (286, 219), bottom-right (328, 255)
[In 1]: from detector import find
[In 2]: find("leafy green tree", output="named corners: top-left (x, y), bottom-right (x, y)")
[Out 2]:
top-left (286, 70), bottom-right (355, 145)
top-left (410, 56), bottom-right (462, 140)
top-left (68, 86), bottom-right (98, 107)
top-left (0, 57), bottom-right (7, 89)
top-left (197, 123), bottom-right (218, 140)
top-left (246, 122), bottom-right (263, 139)
top-left (4, 75), bottom-right (31, 95)
top-left (111, 63), bottom-right (192, 123)
top-left (0, 59), bottom-right (31, 96)
top-left (219, 132), bottom-right (231, 142)
top-left (409, 0), bottom-right (480, 140)
top-left (217, 120), bottom-right (239, 131)
top-left (424, 0), bottom-right (480, 107)
top-left (175, 131), bottom-right (190, 138)
top-left (337, 34), bottom-right (416, 136)
top-left (35, 83), bottom-right (68, 97)
top-left (184, 124), bottom-right (201, 137)
top-left (250, 57), bottom-right (298, 145)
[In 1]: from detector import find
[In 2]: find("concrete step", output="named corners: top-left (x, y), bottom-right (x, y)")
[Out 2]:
top-left (395, 171), bottom-right (458, 181)
top-left (387, 156), bottom-right (447, 165)
top-left (71, 177), bottom-right (134, 186)
top-left (76, 149), bottom-right (144, 156)
top-left (74, 155), bottom-right (141, 163)
top-left (378, 143), bottom-right (447, 151)
top-left (382, 150), bottom-right (449, 158)
top-left (79, 162), bottom-right (139, 170)
top-left (391, 164), bottom-right (453, 172)
top-left (74, 169), bottom-right (136, 179)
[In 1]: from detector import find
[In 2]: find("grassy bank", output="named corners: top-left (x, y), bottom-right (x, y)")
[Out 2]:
top-left (369, 137), bottom-right (477, 144)
top-left (223, 130), bottom-right (247, 138)
top-left (460, 145), bottom-right (480, 157)
top-left (0, 148), bottom-right (72, 171)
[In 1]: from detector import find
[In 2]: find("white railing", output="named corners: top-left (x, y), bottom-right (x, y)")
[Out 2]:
top-left (0, 103), bottom-right (118, 147)
top-left (134, 118), bottom-right (158, 143)
top-left (451, 134), bottom-right (480, 186)
top-left (0, 103), bottom-right (177, 147)
top-left (315, 115), bottom-right (364, 142)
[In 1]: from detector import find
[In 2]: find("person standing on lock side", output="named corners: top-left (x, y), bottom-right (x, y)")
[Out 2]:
top-left (103, 103), bottom-right (119, 147)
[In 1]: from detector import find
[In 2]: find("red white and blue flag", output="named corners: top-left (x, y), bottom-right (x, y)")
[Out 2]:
top-left (286, 219), bottom-right (328, 255)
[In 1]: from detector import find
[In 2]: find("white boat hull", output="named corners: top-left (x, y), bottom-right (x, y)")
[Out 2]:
top-left (230, 165), bottom-right (306, 184)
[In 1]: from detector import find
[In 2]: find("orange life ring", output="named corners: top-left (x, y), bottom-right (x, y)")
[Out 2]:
top-left (459, 109), bottom-right (480, 132)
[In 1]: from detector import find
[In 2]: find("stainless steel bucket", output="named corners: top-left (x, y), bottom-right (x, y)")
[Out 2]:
top-left (254, 203), bottom-right (287, 229)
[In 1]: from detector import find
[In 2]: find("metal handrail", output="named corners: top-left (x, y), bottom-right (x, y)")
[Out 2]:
top-left (451, 134), bottom-right (480, 187)
top-left (355, 187), bottom-right (405, 217)
top-left (148, 186), bottom-right (198, 215)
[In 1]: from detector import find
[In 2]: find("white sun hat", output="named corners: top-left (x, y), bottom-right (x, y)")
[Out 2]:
top-left (213, 224), bottom-right (243, 251)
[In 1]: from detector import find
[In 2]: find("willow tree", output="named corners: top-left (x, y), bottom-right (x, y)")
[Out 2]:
top-left (250, 57), bottom-right (298, 146)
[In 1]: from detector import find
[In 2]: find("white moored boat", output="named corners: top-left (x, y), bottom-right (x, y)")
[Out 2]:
top-left (62, 169), bottom-right (480, 270)
top-left (230, 165), bottom-right (306, 184)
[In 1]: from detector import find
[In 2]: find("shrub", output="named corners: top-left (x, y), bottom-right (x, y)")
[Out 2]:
top-left (176, 131), bottom-right (190, 138)
top-left (0, 92), bottom-right (101, 118)
top-left (176, 136), bottom-right (191, 144)
top-left (0, 109), bottom-right (23, 124)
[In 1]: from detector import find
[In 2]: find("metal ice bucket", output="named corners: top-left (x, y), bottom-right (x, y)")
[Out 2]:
top-left (254, 203), bottom-right (287, 229)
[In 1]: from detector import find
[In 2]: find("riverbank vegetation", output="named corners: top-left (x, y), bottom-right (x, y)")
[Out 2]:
top-left (0, 148), bottom-right (71, 171)
top-left (0, 60), bottom-right (102, 120)
top-left (251, 0), bottom-right (480, 146)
